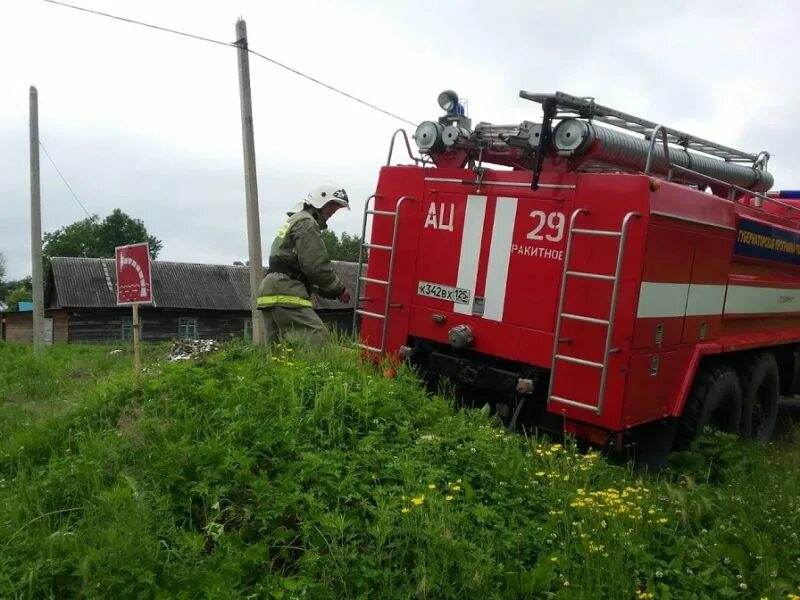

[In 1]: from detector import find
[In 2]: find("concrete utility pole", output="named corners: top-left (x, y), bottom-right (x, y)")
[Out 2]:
top-left (235, 18), bottom-right (264, 345)
top-left (29, 86), bottom-right (45, 354)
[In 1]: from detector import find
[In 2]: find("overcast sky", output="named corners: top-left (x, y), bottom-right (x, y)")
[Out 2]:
top-left (2, 0), bottom-right (799, 279)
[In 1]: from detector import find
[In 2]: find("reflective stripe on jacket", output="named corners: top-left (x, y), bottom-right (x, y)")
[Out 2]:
top-left (257, 295), bottom-right (313, 308)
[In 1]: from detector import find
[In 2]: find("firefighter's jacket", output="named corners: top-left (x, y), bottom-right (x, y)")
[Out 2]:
top-left (257, 208), bottom-right (345, 309)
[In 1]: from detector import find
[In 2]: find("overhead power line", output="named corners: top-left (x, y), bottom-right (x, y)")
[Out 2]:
top-left (38, 143), bottom-right (93, 219)
top-left (42, 0), bottom-right (231, 48)
top-left (42, 0), bottom-right (417, 126)
top-left (246, 48), bottom-right (416, 127)
top-left (8, 87), bottom-right (92, 219)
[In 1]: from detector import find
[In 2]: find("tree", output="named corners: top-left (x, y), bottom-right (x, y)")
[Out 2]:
top-left (6, 283), bottom-right (32, 308)
top-left (43, 209), bottom-right (163, 263)
top-left (2, 276), bottom-right (32, 308)
top-left (0, 252), bottom-right (8, 307)
top-left (322, 230), bottom-right (362, 262)
top-left (0, 254), bottom-right (29, 306)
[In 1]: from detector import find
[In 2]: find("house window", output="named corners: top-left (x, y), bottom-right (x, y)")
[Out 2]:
top-left (244, 319), bottom-right (253, 341)
top-left (178, 317), bottom-right (198, 340)
top-left (121, 316), bottom-right (133, 341)
top-left (122, 316), bottom-right (144, 341)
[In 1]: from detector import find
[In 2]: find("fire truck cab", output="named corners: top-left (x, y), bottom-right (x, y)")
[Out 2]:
top-left (354, 90), bottom-right (800, 463)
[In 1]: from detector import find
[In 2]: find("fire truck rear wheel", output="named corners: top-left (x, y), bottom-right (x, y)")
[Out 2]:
top-left (674, 365), bottom-right (742, 450)
top-left (738, 352), bottom-right (780, 444)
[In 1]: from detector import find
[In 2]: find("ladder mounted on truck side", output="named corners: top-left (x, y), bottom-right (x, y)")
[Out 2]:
top-left (548, 208), bottom-right (641, 416)
top-left (352, 194), bottom-right (413, 355)
top-left (518, 90), bottom-right (785, 207)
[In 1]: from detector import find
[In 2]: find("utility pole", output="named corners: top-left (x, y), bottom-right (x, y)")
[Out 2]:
top-left (29, 86), bottom-right (44, 355)
top-left (235, 19), bottom-right (264, 345)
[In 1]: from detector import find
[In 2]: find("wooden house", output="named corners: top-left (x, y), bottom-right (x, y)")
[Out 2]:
top-left (1, 257), bottom-right (359, 344)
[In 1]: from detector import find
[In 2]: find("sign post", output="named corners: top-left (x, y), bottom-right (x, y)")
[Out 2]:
top-left (115, 243), bottom-right (153, 400)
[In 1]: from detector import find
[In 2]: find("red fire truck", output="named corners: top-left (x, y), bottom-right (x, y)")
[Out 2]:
top-left (354, 90), bottom-right (800, 464)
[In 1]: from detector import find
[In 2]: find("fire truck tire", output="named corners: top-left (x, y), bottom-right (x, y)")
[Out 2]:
top-left (738, 352), bottom-right (780, 444)
top-left (674, 365), bottom-right (742, 450)
top-left (631, 418), bottom-right (677, 473)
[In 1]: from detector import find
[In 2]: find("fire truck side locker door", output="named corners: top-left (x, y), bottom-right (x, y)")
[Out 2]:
top-left (681, 232), bottom-right (733, 344)
top-left (632, 224), bottom-right (696, 350)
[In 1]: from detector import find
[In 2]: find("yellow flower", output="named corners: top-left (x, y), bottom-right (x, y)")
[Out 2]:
top-left (563, 580), bottom-right (570, 587)
top-left (445, 495), bottom-right (454, 501)
top-left (550, 556), bottom-right (558, 562)
top-left (401, 508), bottom-right (410, 513)
top-left (456, 479), bottom-right (462, 483)
top-left (657, 517), bottom-right (668, 524)
top-left (428, 484), bottom-right (437, 490)
top-left (451, 485), bottom-right (461, 492)
top-left (411, 496), bottom-right (425, 506)
top-left (535, 471), bottom-right (546, 477)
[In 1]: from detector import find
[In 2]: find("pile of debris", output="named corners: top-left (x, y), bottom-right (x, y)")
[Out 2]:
top-left (167, 339), bottom-right (221, 362)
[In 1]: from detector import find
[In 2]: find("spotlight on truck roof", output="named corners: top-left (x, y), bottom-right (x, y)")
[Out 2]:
top-left (437, 89), bottom-right (462, 115)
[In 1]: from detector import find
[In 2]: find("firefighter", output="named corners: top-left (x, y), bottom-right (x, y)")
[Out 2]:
top-left (256, 182), bottom-right (352, 347)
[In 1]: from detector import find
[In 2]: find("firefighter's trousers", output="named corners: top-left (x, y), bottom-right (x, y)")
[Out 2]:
top-left (260, 306), bottom-right (329, 348)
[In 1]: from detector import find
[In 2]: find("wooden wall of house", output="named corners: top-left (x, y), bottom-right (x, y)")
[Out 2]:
top-left (2, 312), bottom-right (32, 343)
top-left (319, 310), bottom-right (357, 337)
top-left (52, 312), bottom-right (69, 344)
top-left (140, 311), bottom-right (250, 343)
top-left (0, 311), bottom-right (67, 343)
top-left (66, 309), bottom-right (123, 344)
top-left (66, 308), bottom-right (253, 344)
top-left (3, 308), bottom-right (356, 344)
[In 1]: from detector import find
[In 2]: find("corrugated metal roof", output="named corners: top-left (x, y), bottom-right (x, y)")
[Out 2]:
top-left (49, 257), bottom-right (360, 311)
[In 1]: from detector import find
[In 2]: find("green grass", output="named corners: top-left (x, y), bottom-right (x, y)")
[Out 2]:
top-left (0, 341), bottom-right (799, 599)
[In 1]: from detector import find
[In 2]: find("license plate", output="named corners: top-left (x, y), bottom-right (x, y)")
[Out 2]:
top-left (417, 281), bottom-right (471, 305)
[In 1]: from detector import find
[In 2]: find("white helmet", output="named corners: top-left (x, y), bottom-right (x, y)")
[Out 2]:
top-left (288, 182), bottom-right (350, 215)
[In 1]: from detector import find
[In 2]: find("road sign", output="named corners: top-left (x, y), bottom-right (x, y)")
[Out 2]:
top-left (115, 243), bottom-right (153, 305)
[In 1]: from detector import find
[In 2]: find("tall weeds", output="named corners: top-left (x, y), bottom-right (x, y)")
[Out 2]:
top-left (0, 341), bottom-right (798, 599)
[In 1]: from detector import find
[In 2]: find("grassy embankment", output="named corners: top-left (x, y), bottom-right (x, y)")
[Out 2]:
top-left (1, 341), bottom-right (799, 599)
